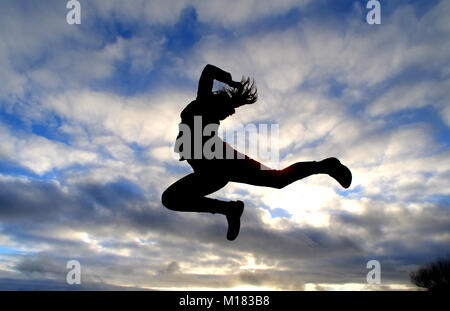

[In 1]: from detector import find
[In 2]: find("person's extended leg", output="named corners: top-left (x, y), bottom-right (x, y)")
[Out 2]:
top-left (161, 172), bottom-right (244, 240)
top-left (225, 155), bottom-right (352, 189)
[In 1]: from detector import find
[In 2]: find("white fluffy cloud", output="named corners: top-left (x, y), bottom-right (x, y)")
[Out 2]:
top-left (45, 89), bottom-right (189, 146)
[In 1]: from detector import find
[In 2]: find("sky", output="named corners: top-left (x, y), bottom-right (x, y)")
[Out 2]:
top-left (0, 0), bottom-right (449, 290)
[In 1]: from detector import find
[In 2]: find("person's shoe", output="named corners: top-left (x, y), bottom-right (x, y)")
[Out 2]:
top-left (225, 200), bottom-right (244, 241)
top-left (320, 158), bottom-right (352, 189)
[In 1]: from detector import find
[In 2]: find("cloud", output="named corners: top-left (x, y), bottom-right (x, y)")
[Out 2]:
top-left (44, 89), bottom-right (189, 146)
top-left (0, 176), bottom-right (368, 289)
top-left (368, 79), bottom-right (450, 126)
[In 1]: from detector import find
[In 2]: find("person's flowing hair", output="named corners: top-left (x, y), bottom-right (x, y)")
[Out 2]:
top-left (217, 77), bottom-right (258, 108)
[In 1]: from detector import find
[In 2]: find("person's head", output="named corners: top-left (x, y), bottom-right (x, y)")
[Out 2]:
top-left (212, 77), bottom-right (257, 120)
top-left (235, 77), bottom-right (258, 107)
top-left (217, 76), bottom-right (258, 109)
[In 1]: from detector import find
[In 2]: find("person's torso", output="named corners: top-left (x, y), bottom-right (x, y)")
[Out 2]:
top-left (176, 98), bottom-right (222, 161)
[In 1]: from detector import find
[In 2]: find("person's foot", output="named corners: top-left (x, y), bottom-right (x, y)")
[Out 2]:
top-left (320, 158), bottom-right (352, 189)
top-left (225, 200), bottom-right (244, 241)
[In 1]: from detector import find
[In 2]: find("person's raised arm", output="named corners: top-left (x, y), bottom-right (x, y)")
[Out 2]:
top-left (197, 64), bottom-right (240, 98)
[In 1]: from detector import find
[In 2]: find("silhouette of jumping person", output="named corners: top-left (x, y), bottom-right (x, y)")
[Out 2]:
top-left (162, 64), bottom-right (352, 241)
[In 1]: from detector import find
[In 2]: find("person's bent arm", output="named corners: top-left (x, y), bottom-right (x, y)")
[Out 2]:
top-left (197, 64), bottom-right (240, 98)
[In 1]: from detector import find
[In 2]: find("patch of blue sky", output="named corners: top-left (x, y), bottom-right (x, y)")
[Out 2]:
top-left (371, 106), bottom-right (450, 148)
top-left (0, 160), bottom-right (42, 180)
top-left (0, 105), bottom-right (28, 128)
top-left (78, 3), bottom-right (317, 98)
top-left (163, 6), bottom-right (202, 52)
top-left (356, 188), bottom-right (450, 206)
top-left (278, 134), bottom-right (332, 161)
top-left (108, 178), bottom-right (147, 198)
top-left (424, 194), bottom-right (450, 205)
top-left (57, 162), bottom-right (104, 179)
top-left (317, 78), bottom-right (347, 99)
top-left (0, 101), bottom-right (74, 147)
top-left (334, 70), bottom-right (450, 149)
